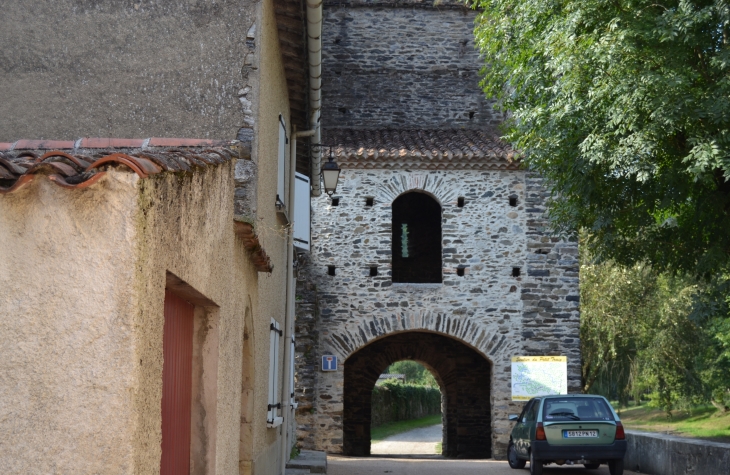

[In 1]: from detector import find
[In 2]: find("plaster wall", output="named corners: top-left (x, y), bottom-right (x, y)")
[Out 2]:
top-left (0, 172), bottom-right (141, 473)
top-left (0, 0), bottom-right (256, 141)
top-left (132, 159), bottom-right (258, 475)
top-left (321, 2), bottom-right (502, 129)
top-left (295, 168), bottom-right (581, 458)
top-left (245, 0), bottom-right (297, 471)
top-left (0, 158), bottom-right (272, 474)
top-left (624, 430), bottom-right (730, 475)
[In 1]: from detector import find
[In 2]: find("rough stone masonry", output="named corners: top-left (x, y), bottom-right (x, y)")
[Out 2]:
top-left (294, 0), bottom-right (581, 460)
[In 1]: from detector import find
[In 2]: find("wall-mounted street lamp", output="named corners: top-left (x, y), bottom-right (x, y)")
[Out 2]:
top-left (318, 145), bottom-right (341, 196)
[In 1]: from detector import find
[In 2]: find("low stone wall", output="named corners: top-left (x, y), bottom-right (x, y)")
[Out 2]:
top-left (371, 384), bottom-right (441, 427)
top-left (625, 430), bottom-right (730, 475)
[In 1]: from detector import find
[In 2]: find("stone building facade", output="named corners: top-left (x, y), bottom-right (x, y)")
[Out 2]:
top-left (293, 0), bottom-right (581, 460)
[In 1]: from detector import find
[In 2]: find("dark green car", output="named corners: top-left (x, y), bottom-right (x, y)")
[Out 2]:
top-left (507, 394), bottom-right (627, 475)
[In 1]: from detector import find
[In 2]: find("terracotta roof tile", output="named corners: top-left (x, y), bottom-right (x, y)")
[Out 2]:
top-left (233, 220), bottom-right (274, 273)
top-left (323, 128), bottom-right (520, 170)
top-left (0, 140), bottom-right (238, 194)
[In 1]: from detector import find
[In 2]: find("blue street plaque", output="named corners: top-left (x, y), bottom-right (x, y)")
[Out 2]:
top-left (322, 355), bottom-right (338, 371)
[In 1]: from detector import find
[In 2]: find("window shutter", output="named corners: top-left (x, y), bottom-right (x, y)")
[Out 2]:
top-left (289, 337), bottom-right (296, 405)
top-left (293, 172), bottom-right (311, 251)
top-left (267, 319), bottom-right (283, 426)
top-left (277, 115), bottom-right (287, 208)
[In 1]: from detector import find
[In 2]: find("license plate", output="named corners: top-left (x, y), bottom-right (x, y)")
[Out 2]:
top-left (564, 430), bottom-right (598, 438)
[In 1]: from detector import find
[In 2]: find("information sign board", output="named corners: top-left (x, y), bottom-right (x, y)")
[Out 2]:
top-left (511, 356), bottom-right (567, 401)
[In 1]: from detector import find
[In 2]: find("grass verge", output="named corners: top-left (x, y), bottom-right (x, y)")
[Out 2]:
top-left (615, 404), bottom-right (730, 443)
top-left (371, 413), bottom-right (442, 443)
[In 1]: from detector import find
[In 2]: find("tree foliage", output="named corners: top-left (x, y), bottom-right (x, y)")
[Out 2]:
top-left (385, 360), bottom-right (439, 387)
top-left (580, 252), bottom-right (730, 414)
top-left (473, 0), bottom-right (730, 276)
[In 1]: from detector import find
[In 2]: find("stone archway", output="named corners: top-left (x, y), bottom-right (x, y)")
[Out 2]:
top-left (343, 331), bottom-right (492, 458)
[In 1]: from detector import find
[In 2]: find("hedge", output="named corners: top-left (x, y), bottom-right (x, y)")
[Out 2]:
top-left (371, 380), bottom-right (441, 427)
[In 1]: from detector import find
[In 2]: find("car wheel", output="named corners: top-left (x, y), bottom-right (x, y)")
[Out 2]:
top-left (529, 451), bottom-right (543, 475)
top-left (507, 441), bottom-right (526, 469)
top-left (608, 459), bottom-right (624, 475)
top-left (584, 463), bottom-right (600, 469)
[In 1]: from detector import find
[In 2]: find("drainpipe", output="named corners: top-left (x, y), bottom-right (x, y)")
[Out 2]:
top-left (307, 0), bottom-right (323, 196)
top-left (280, 128), bottom-right (316, 475)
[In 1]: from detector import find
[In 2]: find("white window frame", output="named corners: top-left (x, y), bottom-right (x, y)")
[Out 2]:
top-left (267, 318), bottom-right (283, 427)
top-left (276, 114), bottom-right (287, 209)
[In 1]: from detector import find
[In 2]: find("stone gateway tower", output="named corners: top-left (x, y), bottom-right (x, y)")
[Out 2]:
top-left (294, 0), bottom-right (581, 460)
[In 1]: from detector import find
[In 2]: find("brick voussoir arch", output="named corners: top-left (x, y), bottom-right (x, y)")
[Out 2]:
top-left (323, 309), bottom-right (522, 363)
top-left (374, 172), bottom-right (460, 206)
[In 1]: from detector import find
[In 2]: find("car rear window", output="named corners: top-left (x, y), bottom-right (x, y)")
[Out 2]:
top-left (543, 397), bottom-right (615, 422)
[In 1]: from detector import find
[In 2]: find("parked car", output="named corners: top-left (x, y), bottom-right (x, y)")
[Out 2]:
top-left (507, 394), bottom-right (627, 475)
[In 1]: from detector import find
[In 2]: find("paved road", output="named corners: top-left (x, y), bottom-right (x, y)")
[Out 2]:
top-left (329, 455), bottom-right (641, 475)
top-left (343, 423), bottom-right (640, 475)
top-left (371, 424), bottom-right (442, 455)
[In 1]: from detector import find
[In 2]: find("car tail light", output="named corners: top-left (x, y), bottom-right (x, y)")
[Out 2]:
top-left (536, 422), bottom-right (546, 440)
top-left (615, 422), bottom-right (625, 440)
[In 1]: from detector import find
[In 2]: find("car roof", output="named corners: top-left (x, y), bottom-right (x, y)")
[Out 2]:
top-left (540, 394), bottom-right (606, 399)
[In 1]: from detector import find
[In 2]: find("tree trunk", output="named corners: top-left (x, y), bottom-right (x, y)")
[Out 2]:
top-left (710, 399), bottom-right (729, 413)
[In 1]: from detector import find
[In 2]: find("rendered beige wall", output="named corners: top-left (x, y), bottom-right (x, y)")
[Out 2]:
top-left (0, 161), bottom-right (262, 474)
top-left (247, 0), bottom-right (295, 472)
top-left (132, 160), bottom-right (258, 474)
top-left (0, 172), bottom-right (141, 473)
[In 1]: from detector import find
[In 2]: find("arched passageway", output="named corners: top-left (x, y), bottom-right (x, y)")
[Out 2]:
top-left (392, 192), bottom-right (442, 283)
top-left (344, 331), bottom-right (492, 458)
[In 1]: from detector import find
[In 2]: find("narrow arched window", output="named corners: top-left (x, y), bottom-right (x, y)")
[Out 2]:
top-left (392, 192), bottom-right (442, 283)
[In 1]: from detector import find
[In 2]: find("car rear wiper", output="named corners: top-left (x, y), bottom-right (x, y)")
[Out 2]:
top-left (548, 411), bottom-right (580, 420)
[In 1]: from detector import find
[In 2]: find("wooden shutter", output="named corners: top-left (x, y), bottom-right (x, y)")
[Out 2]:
top-left (293, 172), bottom-right (311, 251)
top-left (161, 290), bottom-right (194, 475)
top-left (277, 115), bottom-right (287, 207)
top-left (267, 319), bottom-right (283, 426)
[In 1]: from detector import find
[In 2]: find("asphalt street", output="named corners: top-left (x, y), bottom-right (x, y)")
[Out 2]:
top-left (346, 423), bottom-right (640, 475)
top-left (328, 455), bottom-right (641, 475)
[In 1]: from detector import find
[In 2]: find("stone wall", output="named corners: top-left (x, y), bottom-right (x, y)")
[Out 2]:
top-left (321, 1), bottom-right (503, 129)
top-left (294, 278), bottom-right (320, 451)
top-left (294, 167), bottom-right (581, 458)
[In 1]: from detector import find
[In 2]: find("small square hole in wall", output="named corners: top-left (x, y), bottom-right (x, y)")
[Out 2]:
top-left (327, 265), bottom-right (336, 276)
top-left (509, 196), bottom-right (518, 207)
top-left (457, 197), bottom-right (465, 208)
top-left (365, 197), bottom-right (374, 207)
top-left (369, 266), bottom-right (378, 277)
top-left (331, 197), bottom-right (340, 206)
top-left (457, 267), bottom-right (465, 277)
top-left (512, 267), bottom-right (521, 277)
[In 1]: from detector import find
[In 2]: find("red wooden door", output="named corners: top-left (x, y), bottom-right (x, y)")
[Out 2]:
top-left (161, 290), bottom-right (194, 475)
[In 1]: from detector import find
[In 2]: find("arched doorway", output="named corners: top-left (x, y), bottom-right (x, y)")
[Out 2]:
top-left (343, 331), bottom-right (492, 458)
top-left (392, 192), bottom-right (442, 283)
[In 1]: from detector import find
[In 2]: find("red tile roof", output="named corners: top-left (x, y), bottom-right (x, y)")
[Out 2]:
top-left (234, 220), bottom-right (274, 273)
top-left (0, 138), bottom-right (238, 194)
top-left (323, 128), bottom-right (520, 170)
